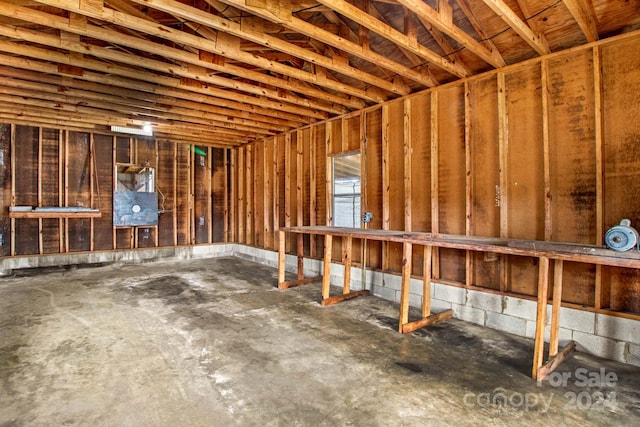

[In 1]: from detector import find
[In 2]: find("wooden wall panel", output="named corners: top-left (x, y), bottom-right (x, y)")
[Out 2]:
top-left (92, 134), bottom-right (113, 251)
top-left (344, 115), bottom-right (360, 153)
top-left (365, 109), bottom-right (383, 270)
top-left (277, 135), bottom-right (286, 233)
top-left (136, 138), bottom-right (155, 165)
top-left (237, 146), bottom-right (245, 244)
top-left (469, 77), bottom-right (501, 290)
top-left (409, 93), bottom-right (432, 276)
top-left (253, 140), bottom-right (265, 247)
top-left (386, 102), bottom-right (405, 273)
top-left (504, 65), bottom-right (545, 296)
top-left (212, 148), bottom-right (226, 243)
top-left (157, 139), bottom-right (176, 247)
top-left (14, 126), bottom-right (39, 255)
top-left (313, 125), bottom-right (326, 256)
top-left (40, 128), bottom-right (61, 254)
top-left (329, 119), bottom-right (342, 156)
top-left (116, 136), bottom-right (130, 163)
top-left (245, 144), bottom-right (253, 246)
top-left (602, 36), bottom-right (640, 313)
top-left (0, 124), bottom-right (10, 256)
top-left (300, 128), bottom-right (312, 256)
top-left (548, 50), bottom-right (597, 306)
top-left (175, 144), bottom-right (190, 246)
top-left (263, 139), bottom-right (274, 249)
top-left (288, 133), bottom-right (298, 251)
top-left (194, 146), bottom-right (209, 245)
top-left (67, 131), bottom-right (91, 253)
top-left (437, 85), bottom-right (466, 283)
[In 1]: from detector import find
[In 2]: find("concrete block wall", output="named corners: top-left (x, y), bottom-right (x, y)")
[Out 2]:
top-left (238, 245), bottom-right (640, 368)
top-left (0, 244), bottom-right (235, 275)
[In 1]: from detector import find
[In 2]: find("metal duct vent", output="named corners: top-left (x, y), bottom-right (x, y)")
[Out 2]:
top-left (110, 125), bottom-right (152, 136)
top-left (605, 219), bottom-right (639, 251)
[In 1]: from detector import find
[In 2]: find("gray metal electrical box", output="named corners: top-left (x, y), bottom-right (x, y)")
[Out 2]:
top-left (113, 164), bottom-right (158, 227)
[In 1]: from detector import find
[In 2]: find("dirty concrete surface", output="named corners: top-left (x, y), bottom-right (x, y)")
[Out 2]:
top-left (1, 256), bottom-right (639, 426)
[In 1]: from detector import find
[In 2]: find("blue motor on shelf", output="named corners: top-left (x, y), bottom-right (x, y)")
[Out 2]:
top-left (605, 219), bottom-right (639, 252)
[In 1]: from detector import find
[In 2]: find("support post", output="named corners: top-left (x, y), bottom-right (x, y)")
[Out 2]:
top-left (399, 241), bottom-right (413, 332)
top-left (322, 234), bottom-right (333, 300)
top-left (533, 256), bottom-right (550, 380)
top-left (278, 230), bottom-right (286, 287)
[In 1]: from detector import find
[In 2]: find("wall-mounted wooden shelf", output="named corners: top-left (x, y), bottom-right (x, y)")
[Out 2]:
top-left (9, 209), bottom-right (101, 219)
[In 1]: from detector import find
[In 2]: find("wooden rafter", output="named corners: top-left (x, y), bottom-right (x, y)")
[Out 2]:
top-left (562, 0), bottom-right (599, 42)
top-left (206, 0), bottom-right (435, 89)
top-left (455, 0), bottom-right (504, 65)
top-left (31, 0), bottom-right (392, 101)
top-left (481, 0), bottom-right (551, 55)
top-left (316, 0), bottom-right (468, 78)
top-left (0, 51), bottom-right (309, 125)
top-left (397, 0), bottom-right (506, 67)
top-left (0, 65), bottom-right (303, 128)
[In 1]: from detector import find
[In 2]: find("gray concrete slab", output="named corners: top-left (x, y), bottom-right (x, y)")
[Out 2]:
top-left (1, 257), bottom-right (639, 426)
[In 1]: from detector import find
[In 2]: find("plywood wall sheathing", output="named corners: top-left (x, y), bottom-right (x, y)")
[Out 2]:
top-left (409, 93), bottom-right (432, 277)
top-left (253, 141), bottom-right (264, 248)
top-left (365, 109), bottom-right (383, 270)
top-left (245, 144), bottom-right (253, 246)
top-left (14, 126), bottom-right (39, 255)
top-left (468, 77), bottom-right (500, 290)
top-left (547, 50), bottom-right (598, 306)
top-left (175, 144), bottom-right (190, 246)
top-left (437, 86), bottom-right (466, 284)
top-left (504, 65), bottom-right (545, 297)
top-left (92, 134), bottom-right (113, 251)
top-left (237, 146), bottom-right (245, 244)
top-left (0, 124), bottom-right (11, 256)
top-left (314, 125), bottom-right (327, 257)
top-left (602, 36), bottom-right (640, 313)
top-left (264, 139), bottom-right (274, 249)
top-left (66, 131), bottom-right (91, 252)
top-left (212, 148), bottom-right (226, 243)
top-left (157, 139), bottom-right (176, 247)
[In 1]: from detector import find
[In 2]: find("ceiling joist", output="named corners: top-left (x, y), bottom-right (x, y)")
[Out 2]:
top-left (0, 0), bottom-right (633, 145)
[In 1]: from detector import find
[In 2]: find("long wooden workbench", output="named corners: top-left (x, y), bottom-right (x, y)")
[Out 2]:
top-left (277, 226), bottom-right (640, 381)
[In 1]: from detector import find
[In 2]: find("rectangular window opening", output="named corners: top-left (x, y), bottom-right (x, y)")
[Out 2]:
top-left (333, 153), bottom-right (361, 228)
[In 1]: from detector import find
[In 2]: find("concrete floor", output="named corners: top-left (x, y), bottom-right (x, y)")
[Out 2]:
top-left (1, 257), bottom-right (639, 426)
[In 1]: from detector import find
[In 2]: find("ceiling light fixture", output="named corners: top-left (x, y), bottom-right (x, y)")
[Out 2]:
top-left (110, 125), bottom-right (153, 137)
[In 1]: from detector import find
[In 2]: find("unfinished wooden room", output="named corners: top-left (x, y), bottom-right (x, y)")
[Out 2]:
top-left (2, 0), bottom-right (640, 425)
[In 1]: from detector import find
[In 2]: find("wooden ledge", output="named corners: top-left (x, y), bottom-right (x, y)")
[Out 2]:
top-left (278, 276), bottom-right (322, 289)
top-left (537, 341), bottom-right (576, 381)
top-left (401, 309), bottom-right (453, 334)
top-left (9, 211), bottom-right (102, 218)
top-left (321, 290), bottom-right (370, 306)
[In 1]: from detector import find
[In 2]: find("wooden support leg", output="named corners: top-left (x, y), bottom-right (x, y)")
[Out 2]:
top-left (422, 245), bottom-right (433, 318)
top-left (549, 259), bottom-right (564, 357)
top-left (279, 231), bottom-right (322, 290)
top-left (537, 259), bottom-right (576, 381)
top-left (321, 235), bottom-right (369, 306)
top-left (399, 243), bottom-right (452, 334)
top-left (277, 230), bottom-right (286, 288)
top-left (343, 236), bottom-right (352, 294)
top-left (532, 256), bottom-right (550, 380)
top-left (297, 233), bottom-right (304, 280)
top-left (322, 235), bottom-right (333, 301)
top-left (399, 242), bottom-right (413, 332)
